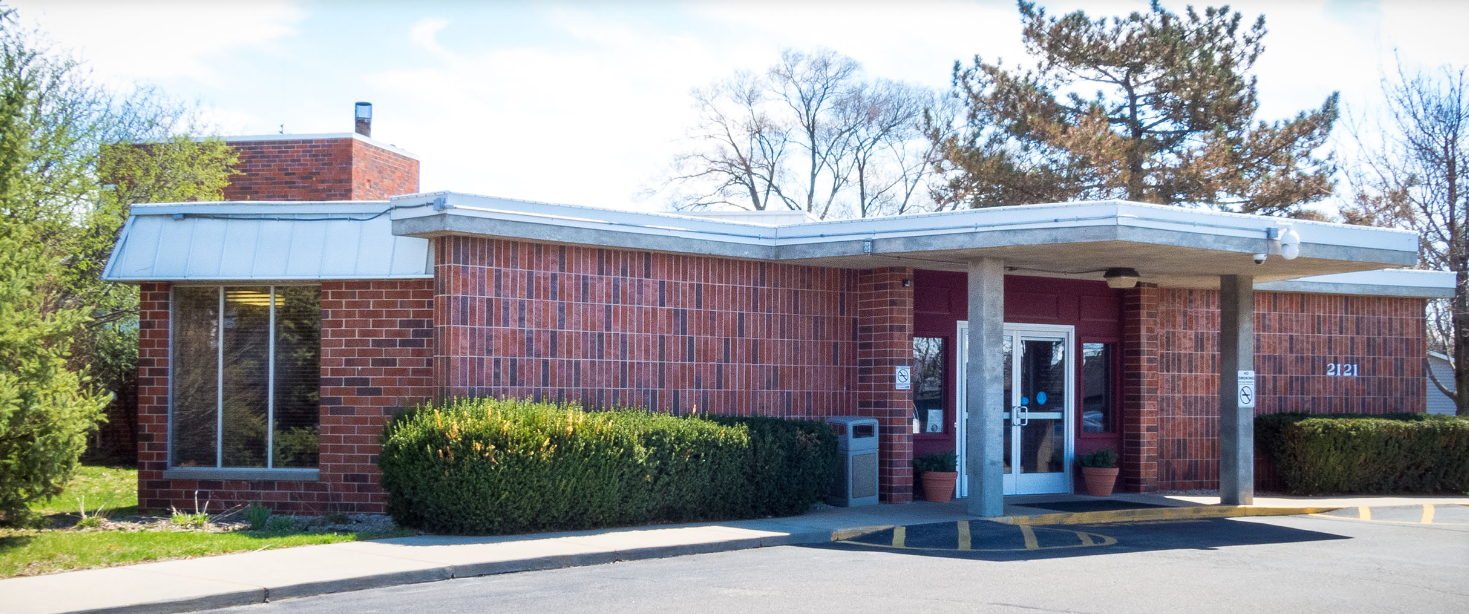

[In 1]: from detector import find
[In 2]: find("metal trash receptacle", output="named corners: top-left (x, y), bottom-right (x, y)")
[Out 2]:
top-left (827, 417), bottom-right (879, 507)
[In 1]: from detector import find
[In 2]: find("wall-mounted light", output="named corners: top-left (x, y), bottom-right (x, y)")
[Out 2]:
top-left (901, 278), bottom-right (911, 288)
top-left (1103, 267), bottom-right (1140, 289)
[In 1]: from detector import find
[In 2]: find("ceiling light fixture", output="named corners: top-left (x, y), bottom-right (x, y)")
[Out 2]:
top-left (1103, 267), bottom-right (1140, 289)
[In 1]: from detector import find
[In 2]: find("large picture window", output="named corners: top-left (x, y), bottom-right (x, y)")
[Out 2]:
top-left (171, 286), bottom-right (321, 469)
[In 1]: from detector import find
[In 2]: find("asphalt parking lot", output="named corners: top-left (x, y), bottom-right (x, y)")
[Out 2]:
top-left (209, 505), bottom-right (1469, 614)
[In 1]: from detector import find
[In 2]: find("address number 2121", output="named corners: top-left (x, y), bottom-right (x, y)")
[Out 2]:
top-left (1326, 363), bottom-right (1359, 377)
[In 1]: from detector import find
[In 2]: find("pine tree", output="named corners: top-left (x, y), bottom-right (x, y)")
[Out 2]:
top-left (934, 1), bottom-right (1338, 214)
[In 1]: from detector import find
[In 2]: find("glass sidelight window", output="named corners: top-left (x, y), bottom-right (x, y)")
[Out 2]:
top-left (1081, 343), bottom-right (1113, 433)
top-left (171, 286), bottom-right (321, 469)
top-left (912, 337), bottom-right (946, 434)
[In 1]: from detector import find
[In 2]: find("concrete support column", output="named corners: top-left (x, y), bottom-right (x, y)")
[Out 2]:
top-left (1219, 274), bottom-right (1255, 505)
top-left (965, 258), bottom-right (1005, 517)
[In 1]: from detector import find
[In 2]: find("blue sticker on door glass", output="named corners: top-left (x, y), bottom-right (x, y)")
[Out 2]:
top-left (1020, 396), bottom-right (1029, 406)
top-left (1037, 392), bottom-right (1047, 406)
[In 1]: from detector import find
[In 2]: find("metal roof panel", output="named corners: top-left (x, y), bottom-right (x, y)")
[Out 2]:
top-left (103, 204), bottom-right (431, 282)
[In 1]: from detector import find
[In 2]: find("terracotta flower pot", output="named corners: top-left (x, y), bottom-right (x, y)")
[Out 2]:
top-left (1082, 466), bottom-right (1120, 497)
top-left (920, 471), bottom-right (958, 503)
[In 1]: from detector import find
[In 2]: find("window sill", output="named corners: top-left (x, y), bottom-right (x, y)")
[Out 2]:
top-left (162, 468), bottom-right (319, 482)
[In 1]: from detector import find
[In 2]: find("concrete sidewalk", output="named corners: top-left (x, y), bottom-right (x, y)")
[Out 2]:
top-left (4, 494), bottom-right (1466, 614)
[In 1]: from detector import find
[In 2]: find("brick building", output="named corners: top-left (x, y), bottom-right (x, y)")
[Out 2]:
top-left (104, 130), bottom-right (1451, 515)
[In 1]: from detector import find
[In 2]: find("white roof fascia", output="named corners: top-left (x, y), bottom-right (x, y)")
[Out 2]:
top-left (389, 193), bottom-right (1418, 263)
top-left (1257, 269), bottom-right (1456, 298)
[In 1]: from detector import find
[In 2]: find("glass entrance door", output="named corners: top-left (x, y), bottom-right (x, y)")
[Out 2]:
top-left (957, 323), bottom-right (1075, 497)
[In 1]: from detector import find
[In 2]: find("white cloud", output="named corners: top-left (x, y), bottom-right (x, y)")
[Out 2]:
top-left (9, 0), bottom-right (306, 87)
top-left (372, 8), bottom-right (739, 211)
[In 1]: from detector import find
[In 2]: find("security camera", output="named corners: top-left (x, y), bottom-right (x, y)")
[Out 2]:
top-left (1253, 253), bottom-right (1268, 265)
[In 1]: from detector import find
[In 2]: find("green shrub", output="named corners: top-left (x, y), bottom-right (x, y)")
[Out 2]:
top-left (913, 452), bottom-right (957, 474)
top-left (245, 503), bottom-right (272, 531)
top-left (265, 516), bottom-right (296, 533)
top-left (1256, 413), bottom-right (1469, 495)
top-left (1079, 448), bottom-right (1117, 469)
top-left (706, 415), bottom-right (838, 517)
top-left (378, 398), bottom-right (837, 535)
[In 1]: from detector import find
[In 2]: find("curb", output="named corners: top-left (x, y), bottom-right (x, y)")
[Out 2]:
top-left (67, 529), bottom-right (844, 614)
top-left (990, 505), bottom-right (1341, 526)
top-left (35, 507), bottom-right (1344, 614)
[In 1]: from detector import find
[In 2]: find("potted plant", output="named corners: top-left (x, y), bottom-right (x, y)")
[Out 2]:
top-left (913, 452), bottom-right (959, 503)
top-left (1079, 448), bottom-right (1120, 496)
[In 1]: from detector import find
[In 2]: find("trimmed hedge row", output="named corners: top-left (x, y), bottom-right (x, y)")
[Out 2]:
top-left (378, 398), bottom-right (837, 534)
top-left (1256, 413), bottom-right (1469, 495)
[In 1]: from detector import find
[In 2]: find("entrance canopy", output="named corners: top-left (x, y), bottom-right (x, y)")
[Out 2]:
top-left (389, 193), bottom-right (1425, 290)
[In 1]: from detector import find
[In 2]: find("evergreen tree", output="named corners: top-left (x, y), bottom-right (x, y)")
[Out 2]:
top-left (0, 9), bottom-right (236, 522)
top-left (934, 1), bottom-right (1338, 214)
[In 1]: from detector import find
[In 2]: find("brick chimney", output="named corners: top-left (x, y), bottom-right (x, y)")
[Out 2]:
top-left (221, 104), bottom-right (418, 201)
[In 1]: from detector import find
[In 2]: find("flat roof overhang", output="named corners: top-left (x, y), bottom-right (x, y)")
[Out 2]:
top-left (390, 193), bottom-right (1420, 289)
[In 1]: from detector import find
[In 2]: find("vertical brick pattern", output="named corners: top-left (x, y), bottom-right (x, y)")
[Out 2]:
top-left (1156, 289), bottom-right (1428, 490)
top-left (1121, 283), bottom-right (1161, 492)
top-left (319, 280), bottom-right (436, 512)
top-left (134, 280), bottom-right (434, 513)
top-left (223, 137), bottom-right (418, 201)
top-left (433, 236), bottom-right (859, 418)
top-left (856, 268), bottom-right (915, 503)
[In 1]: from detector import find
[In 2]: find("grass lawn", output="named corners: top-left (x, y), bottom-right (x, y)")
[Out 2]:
top-left (0, 527), bottom-right (408, 578)
top-left (27, 463), bottom-right (139, 517)
top-left (3, 463), bottom-right (410, 578)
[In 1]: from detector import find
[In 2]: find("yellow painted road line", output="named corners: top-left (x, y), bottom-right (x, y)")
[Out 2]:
top-left (1423, 504), bottom-right (1435, 525)
top-left (892, 526), bottom-right (906, 549)
top-left (1359, 506), bottom-right (1371, 521)
top-left (1019, 525), bottom-right (1040, 550)
top-left (958, 521), bottom-right (972, 551)
top-left (992, 505), bottom-right (1340, 526)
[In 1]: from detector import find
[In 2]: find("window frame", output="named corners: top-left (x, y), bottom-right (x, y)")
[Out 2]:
top-left (165, 283), bottom-right (321, 480)
top-left (1078, 340), bottom-right (1121, 435)
top-left (912, 335), bottom-right (950, 437)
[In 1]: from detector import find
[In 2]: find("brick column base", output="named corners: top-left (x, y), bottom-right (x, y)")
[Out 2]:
top-left (1121, 283), bottom-right (1160, 492)
top-left (857, 267), bottom-right (915, 503)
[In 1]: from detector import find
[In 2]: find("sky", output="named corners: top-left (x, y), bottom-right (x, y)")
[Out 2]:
top-left (10, 0), bottom-right (1469, 213)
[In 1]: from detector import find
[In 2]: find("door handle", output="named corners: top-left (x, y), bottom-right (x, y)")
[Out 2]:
top-left (1012, 405), bottom-right (1029, 426)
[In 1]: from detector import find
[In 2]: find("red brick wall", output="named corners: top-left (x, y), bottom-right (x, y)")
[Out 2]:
top-left (223, 137), bottom-right (418, 201)
top-left (1155, 289), bottom-right (1428, 490)
top-left (856, 268), bottom-right (916, 503)
top-left (1121, 283), bottom-right (1161, 492)
top-left (136, 283), bottom-right (173, 509)
top-left (349, 139), bottom-right (419, 200)
top-left (135, 280), bottom-right (434, 513)
top-left (319, 279), bottom-right (436, 512)
top-left (433, 236), bottom-right (860, 417)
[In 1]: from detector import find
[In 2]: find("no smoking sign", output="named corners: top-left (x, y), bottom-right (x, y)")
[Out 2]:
top-left (895, 365), bottom-right (912, 390)
top-left (1237, 370), bottom-right (1256, 409)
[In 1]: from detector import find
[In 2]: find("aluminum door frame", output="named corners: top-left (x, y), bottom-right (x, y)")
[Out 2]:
top-left (956, 322), bottom-right (1076, 497)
